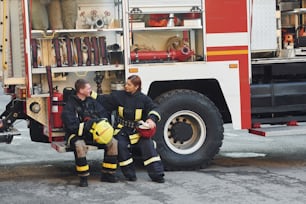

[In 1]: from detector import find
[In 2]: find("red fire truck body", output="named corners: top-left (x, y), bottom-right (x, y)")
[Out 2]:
top-left (1, 0), bottom-right (305, 170)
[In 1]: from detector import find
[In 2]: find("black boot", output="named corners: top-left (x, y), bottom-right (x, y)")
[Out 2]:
top-left (100, 173), bottom-right (119, 183)
top-left (126, 175), bottom-right (137, 182)
top-left (123, 171), bottom-right (137, 181)
top-left (151, 177), bottom-right (165, 183)
top-left (79, 176), bottom-right (88, 187)
top-left (122, 165), bottom-right (136, 182)
top-left (151, 174), bottom-right (165, 183)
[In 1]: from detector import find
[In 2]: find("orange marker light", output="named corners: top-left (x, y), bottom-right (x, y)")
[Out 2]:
top-left (229, 64), bottom-right (238, 69)
top-left (129, 68), bottom-right (139, 73)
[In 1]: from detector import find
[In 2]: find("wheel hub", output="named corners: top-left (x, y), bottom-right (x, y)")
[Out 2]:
top-left (170, 122), bottom-right (193, 143)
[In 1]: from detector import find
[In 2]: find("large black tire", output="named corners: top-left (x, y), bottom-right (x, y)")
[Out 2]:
top-left (154, 89), bottom-right (224, 170)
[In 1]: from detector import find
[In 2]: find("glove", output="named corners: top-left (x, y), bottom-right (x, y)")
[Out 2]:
top-left (136, 120), bottom-right (156, 138)
top-left (89, 119), bottom-right (114, 144)
top-left (90, 90), bottom-right (98, 99)
top-left (137, 120), bottom-right (150, 129)
top-left (81, 118), bottom-right (100, 137)
top-left (84, 119), bottom-right (96, 132)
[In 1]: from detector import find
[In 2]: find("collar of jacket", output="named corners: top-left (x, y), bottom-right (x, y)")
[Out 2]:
top-left (72, 95), bottom-right (88, 103)
top-left (126, 90), bottom-right (141, 97)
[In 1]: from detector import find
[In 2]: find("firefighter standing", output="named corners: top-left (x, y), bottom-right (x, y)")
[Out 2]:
top-left (93, 75), bottom-right (165, 183)
top-left (61, 79), bottom-right (118, 187)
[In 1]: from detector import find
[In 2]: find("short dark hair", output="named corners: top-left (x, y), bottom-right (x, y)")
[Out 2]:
top-left (75, 79), bottom-right (89, 93)
top-left (128, 75), bottom-right (142, 91)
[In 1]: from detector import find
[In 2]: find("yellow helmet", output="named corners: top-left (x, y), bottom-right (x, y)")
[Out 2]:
top-left (90, 120), bottom-right (114, 144)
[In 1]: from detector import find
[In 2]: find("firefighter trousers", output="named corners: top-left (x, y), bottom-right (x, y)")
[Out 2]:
top-left (68, 134), bottom-right (118, 177)
top-left (115, 130), bottom-right (164, 180)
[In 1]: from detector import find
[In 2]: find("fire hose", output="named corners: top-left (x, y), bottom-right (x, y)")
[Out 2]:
top-left (91, 36), bottom-right (100, 65)
top-left (65, 36), bottom-right (73, 66)
top-left (31, 39), bottom-right (38, 68)
top-left (83, 37), bottom-right (92, 66)
top-left (74, 37), bottom-right (83, 66)
top-left (99, 36), bottom-right (107, 65)
top-left (52, 38), bottom-right (62, 67)
top-left (165, 36), bottom-right (186, 51)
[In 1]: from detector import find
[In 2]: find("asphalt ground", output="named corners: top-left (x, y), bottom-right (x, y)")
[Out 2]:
top-left (1, 83), bottom-right (306, 204)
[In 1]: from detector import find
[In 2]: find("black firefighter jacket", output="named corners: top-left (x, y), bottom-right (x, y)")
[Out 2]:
top-left (61, 95), bottom-right (110, 139)
top-left (96, 90), bottom-right (160, 124)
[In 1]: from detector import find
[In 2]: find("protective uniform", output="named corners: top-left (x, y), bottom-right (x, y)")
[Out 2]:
top-left (61, 95), bottom-right (118, 186)
top-left (94, 90), bottom-right (164, 182)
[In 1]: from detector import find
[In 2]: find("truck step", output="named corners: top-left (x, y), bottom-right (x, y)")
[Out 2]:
top-left (51, 141), bottom-right (99, 153)
top-left (249, 122), bottom-right (306, 136)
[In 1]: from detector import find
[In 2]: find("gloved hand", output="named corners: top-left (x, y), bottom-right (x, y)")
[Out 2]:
top-left (136, 120), bottom-right (157, 138)
top-left (90, 90), bottom-right (98, 99)
top-left (84, 119), bottom-right (97, 132)
top-left (137, 120), bottom-right (151, 129)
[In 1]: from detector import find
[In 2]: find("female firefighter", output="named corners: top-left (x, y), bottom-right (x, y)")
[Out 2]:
top-left (92, 75), bottom-right (165, 183)
top-left (61, 79), bottom-right (118, 187)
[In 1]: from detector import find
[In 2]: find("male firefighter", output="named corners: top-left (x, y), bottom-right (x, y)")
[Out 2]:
top-left (61, 79), bottom-right (118, 187)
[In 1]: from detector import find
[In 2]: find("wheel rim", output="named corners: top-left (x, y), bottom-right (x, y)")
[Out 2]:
top-left (163, 110), bottom-right (206, 155)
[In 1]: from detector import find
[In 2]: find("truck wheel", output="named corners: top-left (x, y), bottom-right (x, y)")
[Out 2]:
top-left (154, 89), bottom-right (224, 170)
top-left (29, 119), bottom-right (49, 143)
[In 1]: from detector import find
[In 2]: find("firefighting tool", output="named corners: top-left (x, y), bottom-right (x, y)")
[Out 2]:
top-left (130, 47), bottom-right (193, 62)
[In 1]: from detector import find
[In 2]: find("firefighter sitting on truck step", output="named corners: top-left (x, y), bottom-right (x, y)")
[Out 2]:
top-left (61, 79), bottom-right (118, 187)
top-left (91, 75), bottom-right (165, 183)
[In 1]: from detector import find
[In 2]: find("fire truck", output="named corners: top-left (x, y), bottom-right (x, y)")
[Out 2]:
top-left (1, 0), bottom-right (306, 170)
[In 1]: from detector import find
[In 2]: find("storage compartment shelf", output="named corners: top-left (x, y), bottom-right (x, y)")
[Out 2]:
top-left (31, 28), bottom-right (123, 37)
top-left (31, 64), bottom-right (124, 74)
top-left (127, 0), bottom-right (204, 64)
top-left (282, 8), bottom-right (306, 15)
top-left (31, 93), bottom-right (50, 97)
top-left (130, 25), bottom-right (202, 31)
